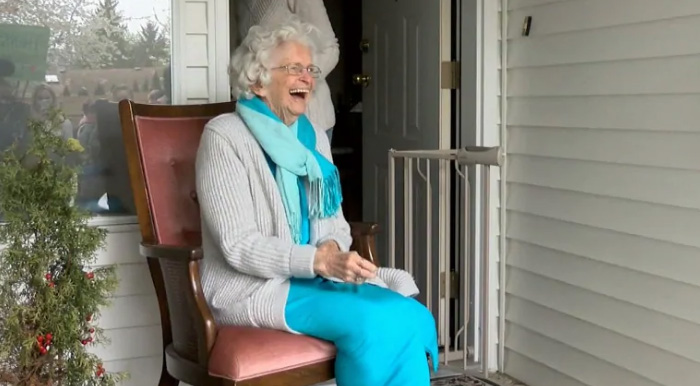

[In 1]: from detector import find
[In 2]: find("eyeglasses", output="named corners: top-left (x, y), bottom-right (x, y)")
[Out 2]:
top-left (271, 63), bottom-right (322, 78)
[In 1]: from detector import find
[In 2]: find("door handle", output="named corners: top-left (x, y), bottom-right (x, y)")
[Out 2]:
top-left (352, 74), bottom-right (371, 88)
top-left (359, 39), bottom-right (370, 53)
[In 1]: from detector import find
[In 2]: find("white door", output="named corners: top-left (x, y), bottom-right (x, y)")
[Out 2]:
top-left (360, 0), bottom-right (448, 348)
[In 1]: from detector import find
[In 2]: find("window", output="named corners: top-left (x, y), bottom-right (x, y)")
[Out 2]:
top-left (0, 0), bottom-right (172, 219)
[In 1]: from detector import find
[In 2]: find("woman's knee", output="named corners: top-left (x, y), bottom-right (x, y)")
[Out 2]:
top-left (360, 296), bottom-right (429, 331)
top-left (336, 289), bottom-right (436, 342)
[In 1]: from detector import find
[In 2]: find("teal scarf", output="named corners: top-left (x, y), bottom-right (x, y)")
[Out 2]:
top-left (236, 97), bottom-right (343, 243)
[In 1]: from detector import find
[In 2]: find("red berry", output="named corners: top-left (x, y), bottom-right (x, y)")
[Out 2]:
top-left (48, 282), bottom-right (54, 288)
top-left (45, 273), bottom-right (51, 280)
top-left (39, 347), bottom-right (47, 355)
top-left (81, 339), bottom-right (88, 345)
top-left (86, 272), bottom-right (94, 279)
top-left (87, 336), bottom-right (93, 342)
top-left (45, 333), bottom-right (52, 341)
top-left (89, 328), bottom-right (95, 333)
top-left (37, 336), bottom-right (44, 343)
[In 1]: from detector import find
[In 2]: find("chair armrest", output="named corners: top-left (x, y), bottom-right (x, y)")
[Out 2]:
top-left (349, 222), bottom-right (380, 266)
top-left (139, 242), bottom-right (218, 360)
top-left (349, 221), bottom-right (379, 236)
top-left (140, 242), bottom-right (203, 261)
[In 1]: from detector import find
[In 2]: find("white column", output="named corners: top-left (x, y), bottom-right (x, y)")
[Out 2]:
top-left (172, 0), bottom-right (231, 104)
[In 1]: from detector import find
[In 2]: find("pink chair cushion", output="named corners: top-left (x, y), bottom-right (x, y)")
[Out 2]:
top-left (208, 326), bottom-right (336, 381)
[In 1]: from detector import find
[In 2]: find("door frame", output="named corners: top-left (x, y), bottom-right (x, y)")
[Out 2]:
top-left (458, 0), bottom-right (483, 365)
top-left (438, 0), bottom-right (455, 358)
top-left (458, 0), bottom-right (501, 372)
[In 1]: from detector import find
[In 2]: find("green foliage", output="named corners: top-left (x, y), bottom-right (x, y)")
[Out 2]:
top-left (88, 0), bottom-right (132, 69)
top-left (132, 21), bottom-right (169, 67)
top-left (0, 111), bottom-right (126, 385)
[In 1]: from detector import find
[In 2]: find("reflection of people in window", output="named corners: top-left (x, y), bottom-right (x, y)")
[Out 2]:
top-left (162, 64), bottom-right (171, 104)
top-left (111, 84), bottom-right (133, 102)
top-left (0, 59), bottom-right (30, 153)
top-left (76, 100), bottom-right (99, 159)
top-left (0, 59), bottom-right (17, 104)
top-left (74, 100), bottom-right (105, 211)
top-left (147, 89), bottom-right (167, 104)
top-left (30, 84), bottom-right (74, 140)
top-left (0, 78), bottom-right (14, 103)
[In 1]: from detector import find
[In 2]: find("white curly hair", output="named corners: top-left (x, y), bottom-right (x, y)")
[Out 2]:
top-left (229, 17), bottom-right (320, 100)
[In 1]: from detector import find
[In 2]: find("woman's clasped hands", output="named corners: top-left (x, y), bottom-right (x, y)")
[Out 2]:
top-left (313, 241), bottom-right (378, 284)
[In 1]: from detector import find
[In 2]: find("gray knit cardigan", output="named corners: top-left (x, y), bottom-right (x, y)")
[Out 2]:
top-left (195, 112), bottom-right (418, 331)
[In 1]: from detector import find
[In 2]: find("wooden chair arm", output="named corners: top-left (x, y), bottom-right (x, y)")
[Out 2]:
top-left (349, 221), bottom-right (379, 236)
top-left (140, 242), bottom-right (217, 361)
top-left (349, 221), bottom-right (380, 266)
top-left (140, 243), bottom-right (203, 261)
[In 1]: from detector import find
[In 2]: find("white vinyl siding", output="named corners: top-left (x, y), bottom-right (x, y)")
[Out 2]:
top-left (86, 224), bottom-right (163, 386)
top-left (502, 1), bottom-right (700, 385)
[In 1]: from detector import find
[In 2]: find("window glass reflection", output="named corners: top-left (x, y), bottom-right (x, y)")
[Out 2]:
top-left (0, 0), bottom-right (172, 218)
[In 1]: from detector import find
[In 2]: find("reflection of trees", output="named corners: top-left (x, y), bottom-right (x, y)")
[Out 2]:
top-left (77, 0), bottom-right (132, 68)
top-left (132, 21), bottom-right (169, 67)
top-left (74, 18), bottom-right (129, 69)
top-left (0, 0), bottom-right (96, 68)
top-left (0, 0), bottom-right (171, 70)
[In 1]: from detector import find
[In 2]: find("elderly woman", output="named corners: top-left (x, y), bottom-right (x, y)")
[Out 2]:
top-left (195, 19), bottom-right (438, 386)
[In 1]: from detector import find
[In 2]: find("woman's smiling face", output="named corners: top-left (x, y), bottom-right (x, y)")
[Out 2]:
top-left (253, 41), bottom-right (316, 125)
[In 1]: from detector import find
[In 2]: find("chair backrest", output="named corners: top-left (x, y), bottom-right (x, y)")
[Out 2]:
top-left (118, 100), bottom-right (236, 366)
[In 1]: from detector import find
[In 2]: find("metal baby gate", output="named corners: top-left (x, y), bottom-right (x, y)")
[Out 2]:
top-left (386, 146), bottom-right (503, 375)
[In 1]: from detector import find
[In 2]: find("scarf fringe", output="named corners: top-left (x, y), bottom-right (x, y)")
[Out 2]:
top-left (288, 169), bottom-right (341, 244)
top-left (308, 168), bottom-right (343, 219)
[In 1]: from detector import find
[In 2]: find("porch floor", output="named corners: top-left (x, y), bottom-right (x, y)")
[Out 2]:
top-left (433, 361), bottom-right (528, 386)
top-left (312, 361), bottom-right (528, 386)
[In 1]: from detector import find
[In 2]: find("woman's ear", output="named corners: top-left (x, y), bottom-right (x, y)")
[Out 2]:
top-left (251, 82), bottom-right (267, 98)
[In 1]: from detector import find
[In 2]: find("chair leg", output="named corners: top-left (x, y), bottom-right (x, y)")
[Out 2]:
top-left (158, 361), bottom-right (180, 386)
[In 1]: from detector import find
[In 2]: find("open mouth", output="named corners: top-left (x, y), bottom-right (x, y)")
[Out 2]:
top-left (290, 88), bottom-right (309, 101)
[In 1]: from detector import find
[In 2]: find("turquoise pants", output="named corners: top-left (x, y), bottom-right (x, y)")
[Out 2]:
top-left (285, 277), bottom-right (439, 386)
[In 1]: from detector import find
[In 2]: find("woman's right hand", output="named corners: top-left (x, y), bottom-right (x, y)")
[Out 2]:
top-left (313, 249), bottom-right (378, 283)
